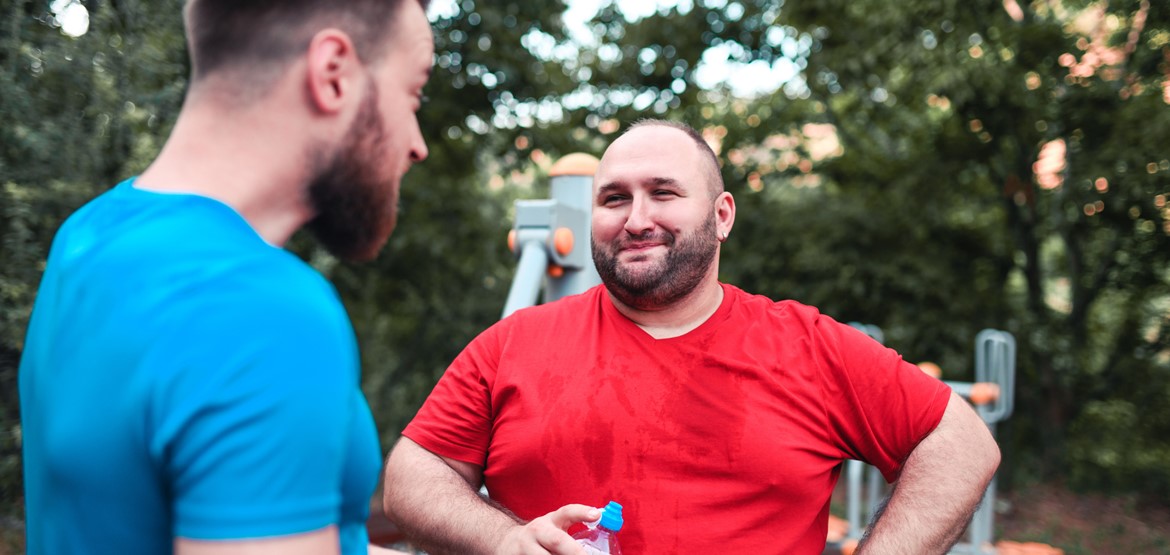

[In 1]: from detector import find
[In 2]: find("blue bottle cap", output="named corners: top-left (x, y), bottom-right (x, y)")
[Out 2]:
top-left (598, 501), bottom-right (623, 532)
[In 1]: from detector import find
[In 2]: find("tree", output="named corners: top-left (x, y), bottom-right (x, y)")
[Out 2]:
top-left (1, 0), bottom-right (189, 508)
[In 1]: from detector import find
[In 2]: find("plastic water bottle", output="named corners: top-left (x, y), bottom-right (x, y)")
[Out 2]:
top-left (572, 501), bottom-right (623, 555)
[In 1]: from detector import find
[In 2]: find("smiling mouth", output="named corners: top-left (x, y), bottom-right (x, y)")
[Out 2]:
top-left (620, 244), bottom-right (665, 257)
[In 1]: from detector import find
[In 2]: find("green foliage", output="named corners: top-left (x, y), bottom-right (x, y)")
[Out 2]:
top-left (1, 0), bottom-right (188, 509)
top-left (1069, 396), bottom-right (1170, 496)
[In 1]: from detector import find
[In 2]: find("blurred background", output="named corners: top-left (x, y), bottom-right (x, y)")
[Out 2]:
top-left (1, 0), bottom-right (1168, 552)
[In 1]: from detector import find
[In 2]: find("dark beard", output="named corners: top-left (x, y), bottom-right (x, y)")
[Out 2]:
top-left (591, 211), bottom-right (719, 310)
top-left (305, 81), bottom-right (395, 262)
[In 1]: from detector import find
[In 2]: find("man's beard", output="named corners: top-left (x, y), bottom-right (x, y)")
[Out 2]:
top-left (306, 81), bottom-right (396, 262)
top-left (591, 210), bottom-right (719, 310)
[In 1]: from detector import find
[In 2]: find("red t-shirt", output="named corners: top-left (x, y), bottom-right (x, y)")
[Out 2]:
top-left (404, 284), bottom-right (951, 554)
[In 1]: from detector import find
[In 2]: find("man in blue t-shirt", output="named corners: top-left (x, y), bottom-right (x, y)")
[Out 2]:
top-left (19, 1), bottom-right (434, 554)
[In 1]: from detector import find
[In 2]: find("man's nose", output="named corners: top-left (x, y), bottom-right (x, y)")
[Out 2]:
top-left (409, 132), bottom-right (428, 163)
top-left (623, 195), bottom-right (654, 235)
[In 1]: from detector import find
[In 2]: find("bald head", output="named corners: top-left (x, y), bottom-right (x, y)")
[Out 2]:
top-left (618, 119), bottom-right (724, 198)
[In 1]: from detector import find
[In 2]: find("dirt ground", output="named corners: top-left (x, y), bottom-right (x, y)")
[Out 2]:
top-left (994, 482), bottom-right (1170, 555)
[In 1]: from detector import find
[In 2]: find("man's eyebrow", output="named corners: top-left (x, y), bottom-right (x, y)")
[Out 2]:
top-left (647, 176), bottom-right (679, 187)
top-left (597, 182), bottom-right (624, 196)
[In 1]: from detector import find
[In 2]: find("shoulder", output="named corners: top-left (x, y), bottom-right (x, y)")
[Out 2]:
top-left (130, 226), bottom-right (355, 383)
top-left (149, 259), bottom-right (358, 422)
top-left (183, 256), bottom-right (349, 347)
top-left (125, 186), bottom-right (345, 320)
top-left (722, 284), bottom-right (872, 351)
top-left (47, 183), bottom-right (351, 349)
top-left (725, 284), bottom-right (826, 325)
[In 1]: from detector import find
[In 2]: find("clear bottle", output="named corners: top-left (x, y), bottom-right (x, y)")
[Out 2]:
top-left (572, 501), bottom-right (623, 555)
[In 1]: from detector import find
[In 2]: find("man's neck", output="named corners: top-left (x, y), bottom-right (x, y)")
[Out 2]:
top-left (608, 276), bottom-right (725, 340)
top-left (134, 101), bottom-right (315, 247)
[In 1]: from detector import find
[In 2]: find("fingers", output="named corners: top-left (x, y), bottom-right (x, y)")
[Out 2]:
top-left (495, 504), bottom-right (601, 555)
top-left (532, 504), bottom-right (600, 554)
top-left (497, 521), bottom-right (576, 555)
top-left (546, 504), bottom-right (602, 530)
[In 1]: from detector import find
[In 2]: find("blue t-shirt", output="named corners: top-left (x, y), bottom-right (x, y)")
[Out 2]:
top-left (19, 179), bottom-right (382, 554)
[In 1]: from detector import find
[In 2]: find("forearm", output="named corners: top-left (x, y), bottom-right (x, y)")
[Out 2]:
top-left (857, 392), bottom-right (1001, 554)
top-left (382, 437), bottom-right (518, 555)
top-left (857, 472), bottom-right (985, 554)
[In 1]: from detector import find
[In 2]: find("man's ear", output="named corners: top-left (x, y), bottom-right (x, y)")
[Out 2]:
top-left (716, 191), bottom-right (736, 237)
top-left (305, 29), bottom-right (360, 114)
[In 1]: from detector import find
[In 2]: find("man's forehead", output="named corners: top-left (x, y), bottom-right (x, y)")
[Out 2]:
top-left (385, 1), bottom-right (434, 59)
top-left (606, 124), bottom-right (691, 154)
top-left (597, 127), bottom-right (694, 177)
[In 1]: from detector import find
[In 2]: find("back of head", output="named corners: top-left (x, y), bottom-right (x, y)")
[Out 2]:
top-left (184, 0), bottom-right (428, 92)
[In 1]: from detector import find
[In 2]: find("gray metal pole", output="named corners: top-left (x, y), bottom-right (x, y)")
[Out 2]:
top-left (846, 459), bottom-right (864, 540)
top-left (502, 240), bottom-right (549, 319)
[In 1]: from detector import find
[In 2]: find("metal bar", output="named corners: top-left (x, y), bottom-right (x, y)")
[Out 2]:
top-left (501, 241), bottom-right (549, 319)
top-left (865, 464), bottom-right (883, 525)
top-left (846, 459), bottom-right (864, 540)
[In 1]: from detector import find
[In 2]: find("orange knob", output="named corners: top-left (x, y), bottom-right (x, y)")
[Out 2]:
top-left (841, 539), bottom-right (859, 555)
top-left (507, 229), bottom-right (516, 252)
top-left (825, 515), bottom-right (849, 543)
top-left (553, 227), bottom-right (574, 256)
top-left (917, 362), bottom-right (942, 379)
top-left (996, 540), bottom-right (1065, 555)
top-left (969, 382), bottom-right (1001, 405)
top-left (549, 152), bottom-right (600, 177)
top-left (547, 264), bottom-right (565, 278)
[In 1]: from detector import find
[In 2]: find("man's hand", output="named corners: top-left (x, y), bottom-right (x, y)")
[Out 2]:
top-left (384, 437), bottom-right (602, 555)
top-left (495, 504), bottom-right (600, 555)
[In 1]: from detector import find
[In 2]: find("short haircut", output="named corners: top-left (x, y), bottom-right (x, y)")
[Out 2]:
top-left (184, 0), bottom-right (430, 83)
top-left (626, 119), bottom-right (725, 197)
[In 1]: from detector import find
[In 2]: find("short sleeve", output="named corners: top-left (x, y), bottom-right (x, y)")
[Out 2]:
top-left (148, 280), bottom-right (358, 540)
top-left (401, 320), bottom-right (504, 466)
top-left (816, 317), bottom-right (951, 482)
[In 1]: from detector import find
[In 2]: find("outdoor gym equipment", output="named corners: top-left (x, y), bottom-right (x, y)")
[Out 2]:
top-left (840, 325), bottom-right (1017, 555)
top-left (501, 153), bottom-right (601, 318)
